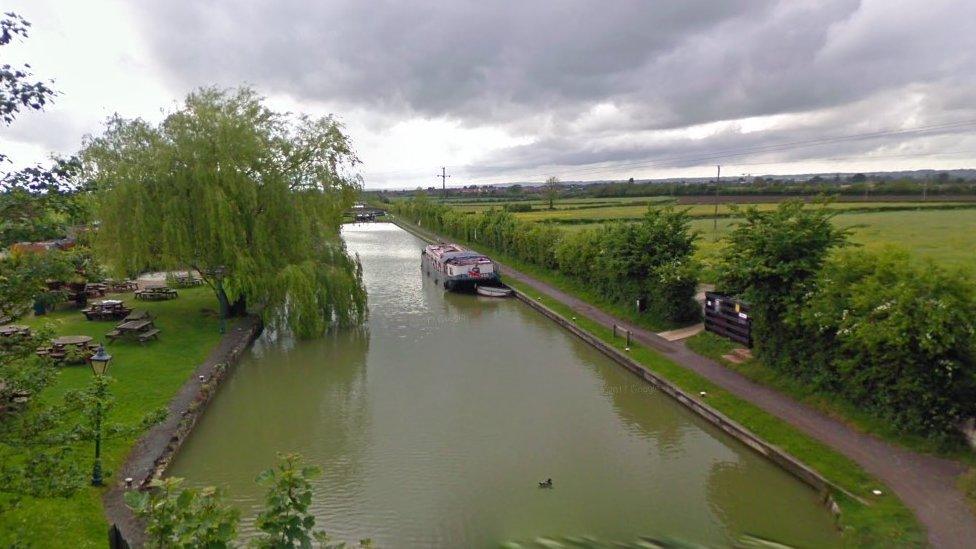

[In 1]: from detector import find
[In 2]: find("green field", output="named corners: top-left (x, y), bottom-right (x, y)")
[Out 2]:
top-left (442, 198), bottom-right (976, 277)
top-left (504, 200), bottom-right (974, 222)
top-left (0, 287), bottom-right (224, 547)
top-left (690, 208), bottom-right (976, 275)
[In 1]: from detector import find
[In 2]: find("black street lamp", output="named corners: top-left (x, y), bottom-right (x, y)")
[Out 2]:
top-left (89, 345), bottom-right (112, 486)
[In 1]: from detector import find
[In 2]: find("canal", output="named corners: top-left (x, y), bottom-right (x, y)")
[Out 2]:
top-left (168, 222), bottom-right (840, 547)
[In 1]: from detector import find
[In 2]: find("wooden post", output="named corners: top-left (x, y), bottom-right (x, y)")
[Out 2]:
top-left (626, 330), bottom-right (631, 347)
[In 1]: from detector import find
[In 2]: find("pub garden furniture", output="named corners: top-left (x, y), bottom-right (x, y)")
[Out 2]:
top-left (81, 300), bottom-right (132, 321)
top-left (106, 317), bottom-right (160, 344)
top-left (134, 287), bottom-right (179, 301)
top-left (36, 335), bottom-right (98, 364)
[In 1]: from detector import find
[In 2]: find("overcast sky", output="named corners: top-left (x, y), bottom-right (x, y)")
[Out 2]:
top-left (3, 0), bottom-right (976, 189)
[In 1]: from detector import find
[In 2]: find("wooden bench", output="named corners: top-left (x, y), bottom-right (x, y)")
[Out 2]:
top-left (138, 328), bottom-right (161, 344)
top-left (105, 329), bottom-right (122, 342)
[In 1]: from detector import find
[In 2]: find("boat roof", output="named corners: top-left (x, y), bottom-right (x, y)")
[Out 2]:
top-left (425, 243), bottom-right (489, 262)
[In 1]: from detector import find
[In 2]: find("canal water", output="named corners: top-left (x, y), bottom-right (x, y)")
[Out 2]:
top-left (168, 222), bottom-right (840, 547)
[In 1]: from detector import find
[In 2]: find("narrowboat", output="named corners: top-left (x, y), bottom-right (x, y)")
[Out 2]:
top-left (421, 243), bottom-right (500, 290)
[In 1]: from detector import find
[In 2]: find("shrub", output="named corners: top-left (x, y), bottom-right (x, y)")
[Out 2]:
top-left (799, 249), bottom-right (976, 436)
top-left (717, 200), bottom-right (976, 439)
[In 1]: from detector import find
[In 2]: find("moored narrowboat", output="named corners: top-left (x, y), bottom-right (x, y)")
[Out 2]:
top-left (421, 243), bottom-right (500, 290)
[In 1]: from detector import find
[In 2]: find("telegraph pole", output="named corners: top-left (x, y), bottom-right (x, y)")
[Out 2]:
top-left (437, 167), bottom-right (451, 198)
top-left (712, 165), bottom-right (721, 241)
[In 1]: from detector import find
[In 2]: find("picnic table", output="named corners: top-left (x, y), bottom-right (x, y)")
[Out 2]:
top-left (171, 274), bottom-right (203, 287)
top-left (107, 280), bottom-right (139, 293)
top-left (135, 287), bottom-right (178, 301)
top-left (123, 309), bottom-right (152, 322)
top-left (36, 335), bottom-right (98, 363)
top-left (85, 283), bottom-right (108, 298)
top-left (0, 324), bottom-right (31, 338)
top-left (107, 317), bottom-right (160, 344)
top-left (53, 335), bottom-right (94, 346)
top-left (82, 299), bottom-right (133, 321)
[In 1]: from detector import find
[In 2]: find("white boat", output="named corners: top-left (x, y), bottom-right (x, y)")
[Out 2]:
top-left (475, 285), bottom-right (513, 298)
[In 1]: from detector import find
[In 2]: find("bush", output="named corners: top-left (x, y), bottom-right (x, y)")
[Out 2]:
top-left (716, 200), bottom-right (976, 439)
top-left (798, 249), bottom-right (976, 436)
top-left (503, 202), bottom-right (533, 212)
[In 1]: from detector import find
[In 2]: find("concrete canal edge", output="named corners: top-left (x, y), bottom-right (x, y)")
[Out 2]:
top-left (389, 216), bottom-right (849, 521)
top-left (102, 315), bottom-right (263, 546)
top-left (513, 290), bottom-right (849, 515)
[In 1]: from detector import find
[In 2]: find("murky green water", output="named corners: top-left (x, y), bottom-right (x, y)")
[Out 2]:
top-left (168, 222), bottom-right (840, 548)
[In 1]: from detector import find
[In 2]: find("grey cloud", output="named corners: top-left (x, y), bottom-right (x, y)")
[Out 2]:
top-left (131, 0), bottom-right (976, 178)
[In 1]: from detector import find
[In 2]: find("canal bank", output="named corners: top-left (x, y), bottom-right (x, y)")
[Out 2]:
top-left (102, 316), bottom-right (263, 546)
top-left (167, 222), bottom-right (843, 547)
top-left (389, 216), bottom-right (970, 547)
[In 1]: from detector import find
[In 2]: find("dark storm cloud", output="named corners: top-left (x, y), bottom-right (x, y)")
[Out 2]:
top-left (134, 0), bottom-right (976, 176)
top-left (135, 0), bottom-right (782, 123)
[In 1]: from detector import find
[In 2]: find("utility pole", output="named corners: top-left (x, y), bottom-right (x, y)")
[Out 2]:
top-left (712, 165), bottom-right (721, 242)
top-left (437, 167), bottom-right (451, 198)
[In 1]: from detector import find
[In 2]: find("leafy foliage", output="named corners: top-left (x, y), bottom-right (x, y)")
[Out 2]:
top-left (0, 369), bottom-right (165, 506)
top-left (83, 87), bottom-right (366, 337)
top-left (717, 201), bottom-right (976, 439)
top-left (128, 454), bottom-right (370, 548)
top-left (125, 477), bottom-right (240, 548)
top-left (1, 157), bottom-right (88, 247)
top-left (252, 453), bottom-right (328, 548)
top-left (797, 249), bottom-right (976, 435)
top-left (717, 200), bottom-right (849, 365)
top-left (0, 12), bottom-right (56, 147)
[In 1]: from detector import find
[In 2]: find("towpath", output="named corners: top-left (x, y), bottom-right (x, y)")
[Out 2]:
top-left (394, 218), bottom-right (976, 549)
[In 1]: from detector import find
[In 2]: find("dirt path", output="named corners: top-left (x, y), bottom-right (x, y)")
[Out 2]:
top-left (394, 218), bottom-right (976, 548)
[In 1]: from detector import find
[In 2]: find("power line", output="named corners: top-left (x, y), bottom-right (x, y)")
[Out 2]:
top-left (437, 167), bottom-right (451, 197)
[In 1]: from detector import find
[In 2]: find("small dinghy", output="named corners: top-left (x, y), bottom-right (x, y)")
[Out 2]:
top-left (476, 284), bottom-right (513, 298)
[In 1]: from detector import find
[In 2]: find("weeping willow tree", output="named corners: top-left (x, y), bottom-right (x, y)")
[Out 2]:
top-left (81, 87), bottom-right (366, 337)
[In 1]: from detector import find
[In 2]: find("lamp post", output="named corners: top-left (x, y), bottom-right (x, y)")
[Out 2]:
top-left (89, 345), bottom-right (112, 486)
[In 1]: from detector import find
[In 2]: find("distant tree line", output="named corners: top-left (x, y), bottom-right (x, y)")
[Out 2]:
top-left (581, 173), bottom-right (976, 199)
top-left (378, 172), bottom-right (976, 202)
top-left (391, 195), bottom-right (701, 325)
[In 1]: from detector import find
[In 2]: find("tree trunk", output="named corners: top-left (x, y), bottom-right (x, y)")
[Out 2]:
top-left (229, 294), bottom-right (247, 317)
top-left (215, 280), bottom-right (230, 321)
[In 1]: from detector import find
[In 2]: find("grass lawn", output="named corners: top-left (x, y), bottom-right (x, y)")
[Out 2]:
top-left (0, 286), bottom-right (224, 547)
top-left (503, 278), bottom-right (926, 547)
